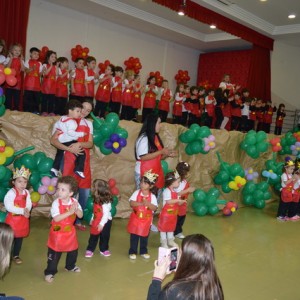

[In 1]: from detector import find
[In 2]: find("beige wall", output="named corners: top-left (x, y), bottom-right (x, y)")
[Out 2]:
top-left (27, 0), bottom-right (200, 94)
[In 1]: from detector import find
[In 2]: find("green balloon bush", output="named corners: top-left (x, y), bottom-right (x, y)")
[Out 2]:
top-left (279, 132), bottom-right (297, 156)
top-left (242, 181), bottom-right (271, 209)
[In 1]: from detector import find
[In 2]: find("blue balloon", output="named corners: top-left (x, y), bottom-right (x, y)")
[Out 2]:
top-left (104, 140), bottom-right (113, 149)
top-left (262, 170), bottom-right (269, 177)
top-left (112, 147), bottom-right (121, 154)
top-left (119, 138), bottom-right (127, 147)
top-left (110, 133), bottom-right (120, 142)
top-left (270, 173), bottom-right (278, 180)
top-left (0, 87), bottom-right (3, 97)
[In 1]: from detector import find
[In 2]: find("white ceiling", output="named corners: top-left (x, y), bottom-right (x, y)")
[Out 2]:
top-left (42, 0), bottom-right (300, 51)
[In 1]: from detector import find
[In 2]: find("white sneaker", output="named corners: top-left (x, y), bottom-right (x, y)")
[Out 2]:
top-left (140, 253), bottom-right (150, 259)
top-left (50, 168), bottom-right (59, 177)
top-left (175, 233), bottom-right (185, 239)
top-left (129, 254), bottom-right (137, 260)
top-left (167, 239), bottom-right (178, 248)
top-left (75, 171), bottom-right (85, 178)
top-left (150, 224), bottom-right (158, 232)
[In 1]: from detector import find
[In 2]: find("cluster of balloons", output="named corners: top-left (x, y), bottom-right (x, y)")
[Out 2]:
top-left (198, 80), bottom-right (213, 90)
top-left (262, 158), bottom-right (283, 191)
top-left (0, 87), bottom-right (5, 116)
top-left (174, 70), bottom-right (190, 84)
top-left (214, 153), bottom-right (246, 193)
top-left (222, 201), bottom-right (238, 216)
top-left (98, 59), bottom-right (111, 74)
top-left (39, 46), bottom-right (49, 63)
top-left (291, 141), bottom-right (300, 157)
top-left (0, 65), bottom-right (18, 87)
top-left (38, 176), bottom-right (58, 196)
top-left (192, 187), bottom-right (226, 216)
top-left (71, 44), bottom-right (90, 62)
top-left (0, 140), bottom-right (14, 165)
top-left (240, 130), bottom-right (269, 159)
top-left (269, 137), bottom-right (282, 152)
top-left (149, 71), bottom-right (164, 87)
top-left (161, 160), bottom-right (172, 176)
top-left (279, 132), bottom-right (297, 155)
top-left (124, 57), bottom-right (142, 74)
top-left (0, 166), bottom-right (13, 203)
top-left (244, 168), bottom-right (259, 181)
top-left (242, 181), bottom-right (271, 209)
top-left (179, 124), bottom-right (213, 155)
top-left (91, 112), bottom-right (128, 155)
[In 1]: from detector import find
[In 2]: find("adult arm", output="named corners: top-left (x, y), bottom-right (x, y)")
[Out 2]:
top-left (50, 131), bottom-right (83, 155)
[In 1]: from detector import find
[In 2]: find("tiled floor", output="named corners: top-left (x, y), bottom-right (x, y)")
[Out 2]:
top-left (2, 202), bottom-right (300, 300)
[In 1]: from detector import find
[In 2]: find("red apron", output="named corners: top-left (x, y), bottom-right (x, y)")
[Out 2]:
top-left (143, 86), bottom-right (157, 109)
top-left (276, 115), bottom-right (285, 127)
top-left (263, 106), bottom-right (273, 124)
top-left (47, 198), bottom-right (78, 252)
top-left (56, 69), bottom-right (68, 98)
top-left (42, 64), bottom-right (57, 94)
top-left (6, 58), bottom-right (22, 90)
top-left (90, 203), bottom-right (104, 235)
top-left (122, 80), bottom-right (133, 106)
top-left (178, 181), bottom-right (190, 216)
top-left (139, 136), bottom-right (164, 189)
top-left (72, 69), bottom-right (85, 97)
top-left (281, 174), bottom-right (294, 203)
top-left (5, 188), bottom-right (29, 238)
top-left (112, 76), bottom-right (123, 103)
top-left (249, 108), bottom-right (256, 121)
top-left (63, 118), bottom-right (91, 189)
top-left (95, 76), bottom-right (111, 102)
top-left (132, 87), bottom-right (141, 109)
top-left (222, 102), bottom-right (231, 118)
top-left (256, 108), bottom-right (264, 122)
top-left (127, 190), bottom-right (153, 237)
top-left (158, 188), bottom-right (178, 232)
top-left (86, 69), bottom-right (95, 98)
top-left (24, 59), bottom-right (41, 91)
top-left (206, 96), bottom-right (216, 117)
top-left (173, 100), bottom-right (183, 116)
top-left (158, 89), bottom-right (171, 112)
top-left (292, 189), bottom-right (300, 203)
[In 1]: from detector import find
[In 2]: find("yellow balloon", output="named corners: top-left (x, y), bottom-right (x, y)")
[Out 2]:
top-left (4, 146), bottom-right (14, 157)
top-left (240, 178), bottom-right (246, 185)
top-left (229, 181), bottom-right (237, 190)
top-left (0, 153), bottom-right (6, 165)
top-left (231, 207), bottom-right (236, 212)
top-left (31, 191), bottom-right (41, 203)
top-left (0, 140), bottom-right (5, 147)
top-left (112, 142), bottom-right (119, 149)
top-left (235, 176), bottom-right (242, 183)
top-left (4, 68), bottom-right (12, 75)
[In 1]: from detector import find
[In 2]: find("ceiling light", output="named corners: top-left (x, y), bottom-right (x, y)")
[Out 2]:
top-left (178, 0), bottom-right (186, 16)
top-left (210, 25), bottom-right (217, 29)
top-left (288, 14), bottom-right (296, 19)
top-left (260, 0), bottom-right (267, 2)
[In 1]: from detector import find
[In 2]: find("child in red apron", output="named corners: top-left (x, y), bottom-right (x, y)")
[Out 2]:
top-left (172, 83), bottom-right (185, 125)
top-left (44, 176), bottom-right (83, 283)
top-left (85, 179), bottom-right (113, 258)
top-left (110, 66), bottom-right (123, 115)
top-left (55, 57), bottom-right (69, 115)
top-left (263, 100), bottom-right (277, 133)
top-left (274, 103), bottom-right (286, 135)
top-left (128, 170), bottom-right (158, 260)
top-left (158, 80), bottom-right (172, 123)
top-left (70, 57), bottom-right (86, 103)
top-left (132, 74), bottom-right (143, 121)
top-left (158, 171), bottom-right (185, 248)
top-left (174, 162), bottom-right (195, 239)
top-left (276, 158), bottom-right (299, 221)
top-left (4, 166), bottom-right (32, 265)
top-left (120, 69), bottom-right (134, 120)
top-left (204, 89), bottom-right (217, 128)
top-left (186, 86), bottom-right (200, 127)
top-left (85, 56), bottom-right (98, 102)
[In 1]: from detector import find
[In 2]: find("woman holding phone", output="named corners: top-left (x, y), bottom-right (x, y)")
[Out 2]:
top-left (147, 234), bottom-right (224, 300)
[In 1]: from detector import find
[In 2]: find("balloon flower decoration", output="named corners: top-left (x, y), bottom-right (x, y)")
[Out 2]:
top-left (179, 124), bottom-right (215, 155)
top-left (290, 142), bottom-right (300, 157)
top-left (0, 140), bottom-right (14, 165)
top-left (161, 160), bottom-right (172, 176)
top-left (0, 165), bottom-right (13, 203)
top-left (124, 56), bottom-right (142, 74)
top-left (91, 112), bottom-right (128, 155)
top-left (192, 188), bottom-right (227, 216)
top-left (240, 130), bottom-right (269, 159)
top-left (70, 44), bottom-right (90, 62)
top-left (279, 132), bottom-right (297, 155)
top-left (38, 176), bottom-right (58, 196)
top-left (261, 156), bottom-right (283, 191)
top-left (38, 46), bottom-right (49, 63)
top-left (174, 69), bottom-right (190, 84)
top-left (223, 201), bottom-right (238, 216)
top-left (0, 65), bottom-right (18, 87)
top-left (30, 191), bottom-right (41, 208)
top-left (98, 59), bottom-right (111, 74)
top-left (0, 87), bottom-right (5, 116)
top-left (203, 135), bottom-right (216, 152)
top-left (244, 168), bottom-right (259, 181)
top-left (214, 152), bottom-right (246, 193)
top-left (270, 137), bottom-right (282, 152)
top-left (242, 181), bottom-right (271, 209)
top-left (149, 71), bottom-right (164, 87)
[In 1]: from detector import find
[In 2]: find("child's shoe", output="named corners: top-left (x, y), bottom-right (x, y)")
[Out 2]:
top-left (50, 168), bottom-right (59, 177)
top-left (100, 250), bottom-right (111, 257)
top-left (140, 253), bottom-right (150, 259)
top-left (288, 215), bottom-right (300, 221)
top-left (45, 274), bottom-right (54, 283)
top-left (85, 250), bottom-right (93, 258)
top-left (167, 239), bottom-right (178, 248)
top-left (12, 256), bottom-right (23, 264)
top-left (160, 239), bottom-right (168, 248)
top-left (75, 171), bottom-right (85, 178)
top-left (65, 266), bottom-right (81, 272)
top-left (129, 254), bottom-right (137, 260)
top-left (150, 224), bottom-right (158, 232)
top-left (276, 216), bottom-right (286, 222)
top-left (175, 233), bottom-right (185, 239)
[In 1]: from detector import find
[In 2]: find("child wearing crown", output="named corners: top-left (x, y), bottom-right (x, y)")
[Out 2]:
top-left (4, 166), bottom-right (32, 265)
top-left (127, 170), bottom-right (158, 260)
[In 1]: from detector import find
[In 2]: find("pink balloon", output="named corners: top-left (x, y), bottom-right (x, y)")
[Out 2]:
top-left (50, 177), bottom-right (58, 186)
top-left (47, 186), bottom-right (56, 195)
top-left (38, 185), bottom-right (48, 195)
top-left (204, 145), bottom-right (210, 152)
top-left (41, 176), bottom-right (51, 186)
top-left (208, 135), bottom-right (215, 142)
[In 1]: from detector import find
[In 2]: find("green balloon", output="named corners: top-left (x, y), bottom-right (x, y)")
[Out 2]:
top-left (29, 171), bottom-right (40, 186)
top-left (206, 196), bottom-right (217, 207)
top-left (105, 112), bottom-right (119, 129)
top-left (185, 130), bottom-right (197, 143)
top-left (197, 126), bottom-right (211, 138)
top-left (247, 145), bottom-right (259, 159)
top-left (263, 191), bottom-right (271, 200)
top-left (214, 171), bottom-right (229, 185)
top-left (0, 181), bottom-right (9, 188)
top-left (0, 95), bottom-right (5, 105)
top-left (33, 152), bottom-right (47, 165)
top-left (257, 182), bottom-right (269, 192)
top-left (185, 144), bottom-right (193, 156)
top-left (3, 156), bottom-right (14, 166)
top-left (100, 124), bottom-right (114, 138)
top-left (207, 187), bottom-right (220, 200)
top-left (13, 158), bottom-right (23, 169)
top-left (230, 163), bottom-right (243, 177)
top-left (193, 189), bottom-right (206, 202)
top-left (243, 182), bottom-right (256, 194)
top-left (190, 140), bottom-right (203, 154)
top-left (189, 124), bottom-right (200, 134)
top-left (192, 201), bottom-right (208, 216)
top-left (257, 142), bottom-right (268, 153)
top-left (240, 141), bottom-right (248, 150)
top-left (220, 162), bottom-right (231, 172)
top-left (93, 118), bottom-right (104, 130)
top-left (111, 205), bottom-right (117, 217)
top-left (161, 160), bottom-right (168, 175)
top-left (86, 198), bottom-right (94, 211)
top-left (0, 105), bottom-right (5, 117)
top-left (0, 211), bottom-right (7, 222)
top-left (254, 190), bottom-right (264, 201)
top-left (245, 134), bottom-right (256, 145)
top-left (93, 130), bottom-right (105, 144)
top-left (2, 168), bottom-right (12, 182)
top-left (0, 165), bottom-right (6, 181)
top-left (37, 157), bottom-right (53, 173)
top-left (274, 182), bottom-right (282, 191)
top-left (265, 160), bottom-right (276, 170)
top-left (83, 209), bottom-right (93, 223)
top-left (0, 187), bottom-right (8, 202)
top-left (256, 131), bottom-right (267, 142)
top-left (221, 183), bottom-right (231, 193)
top-left (32, 182), bottom-right (42, 192)
top-left (20, 154), bottom-right (37, 170)
top-left (208, 205), bottom-right (219, 215)
top-left (254, 199), bottom-right (265, 209)
top-left (112, 196), bottom-right (119, 206)
top-left (115, 127), bottom-right (128, 139)
top-left (243, 194), bottom-right (253, 205)
top-left (99, 141), bottom-right (113, 155)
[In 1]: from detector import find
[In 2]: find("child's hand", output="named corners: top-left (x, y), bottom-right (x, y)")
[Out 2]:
top-left (142, 198), bottom-right (149, 206)
top-left (178, 200), bottom-right (185, 206)
top-left (188, 187), bottom-right (196, 193)
top-left (97, 224), bottom-right (103, 232)
top-left (24, 208), bottom-right (30, 218)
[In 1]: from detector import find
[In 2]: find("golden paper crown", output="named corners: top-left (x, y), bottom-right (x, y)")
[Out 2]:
top-left (143, 169), bottom-right (158, 184)
top-left (165, 170), bottom-right (181, 182)
top-left (13, 165), bottom-right (31, 180)
top-left (284, 160), bottom-right (294, 168)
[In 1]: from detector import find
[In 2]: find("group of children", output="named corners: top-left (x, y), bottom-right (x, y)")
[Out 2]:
top-left (3, 160), bottom-right (194, 283)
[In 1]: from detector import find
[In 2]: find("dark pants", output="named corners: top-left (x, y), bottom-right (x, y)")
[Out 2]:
top-left (12, 237), bottom-right (23, 257)
top-left (263, 123), bottom-right (271, 133)
top-left (120, 105), bottom-right (133, 120)
top-left (5, 88), bottom-right (21, 110)
top-left (44, 247), bottom-right (78, 276)
top-left (69, 95), bottom-right (86, 103)
top-left (52, 141), bottom-right (86, 173)
top-left (159, 110), bottom-right (168, 123)
top-left (274, 126), bottom-right (282, 135)
top-left (142, 108), bottom-right (154, 122)
top-left (94, 101), bottom-right (108, 118)
top-left (129, 233), bottom-right (149, 255)
top-left (41, 93), bottom-right (56, 113)
top-left (23, 90), bottom-right (40, 113)
top-left (181, 111), bottom-right (188, 126)
top-left (86, 220), bottom-right (112, 252)
top-left (214, 107), bottom-right (223, 129)
top-left (204, 114), bottom-right (213, 128)
top-left (188, 113), bottom-right (198, 127)
top-left (173, 115), bottom-right (182, 125)
top-left (231, 116), bottom-right (241, 131)
top-left (55, 97), bottom-right (68, 115)
top-left (110, 101), bottom-right (121, 115)
top-left (240, 116), bottom-right (249, 132)
top-left (248, 119), bottom-right (255, 131)
top-left (174, 215), bottom-right (186, 236)
top-left (277, 200), bottom-right (297, 218)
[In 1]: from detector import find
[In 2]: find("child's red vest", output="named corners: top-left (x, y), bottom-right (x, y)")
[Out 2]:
top-left (158, 89), bottom-right (171, 112)
top-left (143, 85), bottom-right (157, 109)
top-left (24, 59), bottom-right (41, 91)
top-left (86, 68), bottom-right (95, 98)
top-left (90, 203), bottom-right (104, 235)
top-left (95, 75), bottom-right (111, 102)
top-left (72, 68), bottom-right (85, 97)
top-left (56, 69), bottom-right (68, 98)
top-left (42, 64), bottom-right (56, 94)
top-left (112, 76), bottom-right (123, 103)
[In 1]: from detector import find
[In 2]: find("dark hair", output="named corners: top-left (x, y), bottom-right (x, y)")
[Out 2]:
top-left (29, 47), bottom-right (40, 53)
top-left (82, 99), bottom-right (94, 111)
top-left (86, 56), bottom-right (96, 64)
top-left (108, 64), bottom-right (115, 76)
top-left (242, 88), bottom-right (249, 94)
top-left (175, 83), bottom-right (184, 94)
top-left (140, 176), bottom-right (157, 194)
top-left (147, 76), bottom-right (156, 85)
top-left (164, 234), bottom-right (224, 300)
top-left (57, 57), bottom-right (69, 66)
top-left (164, 171), bottom-right (179, 187)
top-left (278, 103), bottom-right (285, 110)
top-left (222, 89), bottom-right (230, 98)
top-left (115, 66), bottom-right (124, 73)
top-left (162, 79), bottom-right (168, 84)
top-left (67, 99), bottom-right (83, 111)
top-left (58, 176), bottom-right (78, 195)
top-left (44, 50), bottom-right (57, 65)
top-left (75, 57), bottom-right (84, 63)
top-left (0, 39), bottom-right (7, 55)
top-left (136, 114), bottom-right (163, 158)
top-left (190, 86), bottom-right (198, 94)
top-left (92, 179), bottom-right (112, 205)
top-left (176, 162), bottom-right (190, 180)
top-left (235, 92), bottom-right (241, 97)
top-left (207, 88), bottom-right (214, 94)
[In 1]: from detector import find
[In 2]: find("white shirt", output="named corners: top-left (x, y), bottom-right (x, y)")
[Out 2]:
top-left (129, 190), bottom-right (158, 206)
top-left (219, 81), bottom-right (234, 90)
top-left (91, 202), bottom-right (112, 227)
top-left (281, 173), bottom-right (292, 189)
top-left (241, 103), bottom-right (250, 117)
top-left (175, 180), bottom-right (187, 194)
top-left (135, 135), bottom-right (149, 174)
top-left (50, 198), bottom-right (82, 218)
top-left (4, 188), bottom-right (32, 215)
top-left (0, 55), bottom-right (6, 64)
top-left (162, 188), bottom-right (178, 206)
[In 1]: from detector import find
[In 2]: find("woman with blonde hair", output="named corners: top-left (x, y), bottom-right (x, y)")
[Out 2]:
top-left (0, 223), bottom-right (14, 280)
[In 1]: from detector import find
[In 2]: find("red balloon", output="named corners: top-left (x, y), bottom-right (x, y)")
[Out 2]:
top-left (76, 45), bottom-right (82, 50)
top-left (111, 187), bottom-right (119, 195)
top-left (223, 207), bottom-right (232, 216)
top-left (155, 71), bottom-right (160, 76)
top-left (71, 48), bottom-right (77, 55)
top-left (6, 75), bottom-right (17, 86)
top-left (104, 60), bottom-right (110, 65)
top-left (83, 47), bottom-right (89, 53)
top-left (0, 73), bottom-right (5, 85)
top-left (42, 46), bottom-right (49, 52)
top-left (150, 72), bottom-right (154, 76)
top-left (108, 178), bottom-right (116, 188)
top-left (10, 69), bottom-right (16, 76)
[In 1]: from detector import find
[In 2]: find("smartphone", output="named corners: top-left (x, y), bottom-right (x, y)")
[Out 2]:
top-left (169, 248), bottom-right (178, 271)
top-left (158, 247), bottom-right (178, 273)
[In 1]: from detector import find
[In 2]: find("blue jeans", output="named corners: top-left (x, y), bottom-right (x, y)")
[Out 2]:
top-left (76, 188), bottom-right (90, 224)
